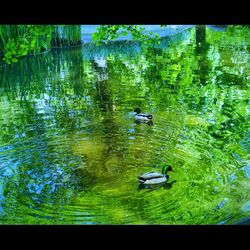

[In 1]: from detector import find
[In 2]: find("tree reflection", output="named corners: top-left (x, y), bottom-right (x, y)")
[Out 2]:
top-left (90, 57), bottom-right (128, 175)
top-left (195, 25), bottom-right (210, 86)
top-left (0, 26), bottom-right (249, 224)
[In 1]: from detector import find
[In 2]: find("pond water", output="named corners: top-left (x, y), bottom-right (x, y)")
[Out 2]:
top-left (0, 26), bottom-right (249, 224)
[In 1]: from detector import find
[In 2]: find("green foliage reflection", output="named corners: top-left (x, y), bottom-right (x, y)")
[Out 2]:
top-left (0, 26), bottom-right (249, 224)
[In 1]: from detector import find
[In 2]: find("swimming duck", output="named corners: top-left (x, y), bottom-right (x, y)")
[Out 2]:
top-left (134, 108), bottom-right (153, 122)
top-left (138, 165), bottom-right (173, 185)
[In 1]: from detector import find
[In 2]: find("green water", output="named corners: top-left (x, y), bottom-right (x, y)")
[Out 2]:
top-left (0, 26), bottom-right (249, 224)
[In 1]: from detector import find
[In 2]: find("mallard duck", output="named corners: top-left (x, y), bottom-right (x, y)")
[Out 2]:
top-left (134, 108), bottom-right (153, 122)
top-left (138, 165), bottom-right (173, 185)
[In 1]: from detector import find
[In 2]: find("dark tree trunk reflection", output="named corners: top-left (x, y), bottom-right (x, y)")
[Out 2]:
top-left (195, 25), bottom-right (210, 86)
top-left (91, 58), bottom-right (127, 174)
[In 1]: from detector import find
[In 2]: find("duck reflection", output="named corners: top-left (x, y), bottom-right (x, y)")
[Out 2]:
top-left (135, 119), bottom-right (153, 126)
top-left (137, 180), bottom-right (177, 191)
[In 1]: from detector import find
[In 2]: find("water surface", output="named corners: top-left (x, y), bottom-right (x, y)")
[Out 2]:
top-left (0, 26), bottom-right (249, 224)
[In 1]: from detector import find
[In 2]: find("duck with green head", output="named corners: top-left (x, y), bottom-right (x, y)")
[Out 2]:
top-left (134, 108), bottom-right (153, 122)
top-left (138, 165), bottom-right (173, 185)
